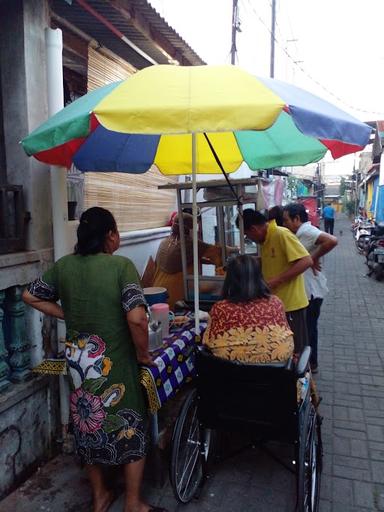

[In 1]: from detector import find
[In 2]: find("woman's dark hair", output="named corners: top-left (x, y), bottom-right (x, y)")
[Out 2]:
top-left (75, 207), bottom-right (117, 256)
top-left (283, 203), bottom-right (308, 223)
top-left (268, 205), bottom-right (284, 226)
top-left (222, 254), bottom-right (270, 303)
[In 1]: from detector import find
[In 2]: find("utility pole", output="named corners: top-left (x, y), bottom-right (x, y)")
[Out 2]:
top-left (231, 0), bottom-right (240, 65)
top-left (270, 0), bottom-right (276, 77)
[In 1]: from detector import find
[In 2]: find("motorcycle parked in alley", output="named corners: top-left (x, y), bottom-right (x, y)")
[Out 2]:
top-left (353, 218), bottom-right (375, 254)
top-left (366, 223), bottom-right (384, 280)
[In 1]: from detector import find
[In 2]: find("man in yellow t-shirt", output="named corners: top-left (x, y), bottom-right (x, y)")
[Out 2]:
top-left (237, 209), bottom-right (312, 353)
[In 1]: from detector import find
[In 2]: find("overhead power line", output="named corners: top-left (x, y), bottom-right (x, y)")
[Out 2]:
top-left (240, 0), bottom-right (384, 118)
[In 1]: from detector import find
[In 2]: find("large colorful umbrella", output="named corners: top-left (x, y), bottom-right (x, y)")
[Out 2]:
top-left (22, 65), bottom-right (372, 174)
top-left (21, 65), bottom-right (372, 327)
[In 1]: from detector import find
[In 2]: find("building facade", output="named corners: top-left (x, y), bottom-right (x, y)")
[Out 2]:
top-left (0, 0), bottom-right (203, 498)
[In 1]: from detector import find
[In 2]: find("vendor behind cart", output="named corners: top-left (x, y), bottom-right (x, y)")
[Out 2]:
top-left (153, 212), bottom-right (232, 309)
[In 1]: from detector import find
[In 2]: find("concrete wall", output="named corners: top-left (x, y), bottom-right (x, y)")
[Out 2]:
top-left (0, 82), bottom-right (6, 176)
top-left (117, 227), bottom-right (170, 275)
top-left (0, 248), bottom-right (58, 499)
top-left (0, 1), bottom-right (60, 500)
top-left (0, 376), bottom-right (59, 499)
top-left (0, 248), bottom-right (54, 367)
top-left (0, 0), bottom-right (52, 251)
top-left (67, 221), bottom-right (169, 275)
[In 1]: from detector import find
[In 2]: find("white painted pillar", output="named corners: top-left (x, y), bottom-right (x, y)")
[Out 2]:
top-left (45, 27), bottom-right (71, 444)
top-left (45, 28), bottom-right (70, 260)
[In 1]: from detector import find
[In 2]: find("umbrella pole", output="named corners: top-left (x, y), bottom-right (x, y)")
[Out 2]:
top-left (192, 133), bottom-right (200, 335)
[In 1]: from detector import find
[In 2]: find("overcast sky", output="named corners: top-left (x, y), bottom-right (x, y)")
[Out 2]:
top-left (150, 0), bottom-right (384, 123)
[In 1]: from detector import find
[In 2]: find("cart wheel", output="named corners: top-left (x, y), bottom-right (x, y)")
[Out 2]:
top-left (169, 388), bottom-right (212, 503)
top-left (297, 403), bottom-right (323, 512)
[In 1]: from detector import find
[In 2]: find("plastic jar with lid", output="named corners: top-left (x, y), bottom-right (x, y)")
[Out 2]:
top-left (150, 303), bottom-right (170, 339)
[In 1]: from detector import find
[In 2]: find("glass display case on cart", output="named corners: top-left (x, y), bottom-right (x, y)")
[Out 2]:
top-left (159, 176), bottom-right (261, 311)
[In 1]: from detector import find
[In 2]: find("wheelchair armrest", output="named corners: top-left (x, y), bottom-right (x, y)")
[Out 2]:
top-left (295, 346), bottom-right (311, 377)
top-left (196, 344), bottom-right (209, 355)
top-left (285, 357), bottom-right (294, 372)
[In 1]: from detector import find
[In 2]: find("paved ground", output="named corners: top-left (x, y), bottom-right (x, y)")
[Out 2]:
top-left (2, 214), bottom-right (384, 512)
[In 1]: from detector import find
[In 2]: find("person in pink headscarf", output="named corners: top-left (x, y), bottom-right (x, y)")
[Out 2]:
top-left (166, 211), bottom-right (177, 227)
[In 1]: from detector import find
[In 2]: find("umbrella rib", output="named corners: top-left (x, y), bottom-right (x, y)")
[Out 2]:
top-left (203, 133), bottom-right (242, 205)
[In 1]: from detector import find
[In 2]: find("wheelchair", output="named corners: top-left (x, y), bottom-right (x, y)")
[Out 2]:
top-left (169, 346), bottom-right (322, 511)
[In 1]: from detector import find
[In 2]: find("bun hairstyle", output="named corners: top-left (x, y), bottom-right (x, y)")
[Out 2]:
top-left (268, 205), bottom-right (284, 226)
top-left (75, 207), bottom-right (117, 256)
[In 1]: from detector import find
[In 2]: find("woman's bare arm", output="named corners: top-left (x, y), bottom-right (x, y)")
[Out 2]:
top-left (126, 305), bottom-right (154, 366)
top-left (22, 289), bottom-right (64, 319)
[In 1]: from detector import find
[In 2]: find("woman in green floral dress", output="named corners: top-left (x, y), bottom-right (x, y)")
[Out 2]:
top-left (23, 207), bottom-right (166, 512)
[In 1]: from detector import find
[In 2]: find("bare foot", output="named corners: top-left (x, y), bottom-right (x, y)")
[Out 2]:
top-left (124, 503), bottom-right (146, 512)
top-left (124, 501), bottom-right (166, 512)
top-left (94, 490), bottom-right (114, 512)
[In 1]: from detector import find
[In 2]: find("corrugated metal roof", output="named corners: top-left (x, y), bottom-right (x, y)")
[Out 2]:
top-left (130, 0), bottom-right (205, 64)
top-left (50, 0), bottom-right (205, 69)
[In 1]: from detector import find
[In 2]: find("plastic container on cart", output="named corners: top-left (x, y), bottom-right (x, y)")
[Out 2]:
top-left (150, 303), bottom-right (175, 339)
top-left (148, 326), bottom-right (163, 351)
top-left (144, 287), bottom-right (168, 306)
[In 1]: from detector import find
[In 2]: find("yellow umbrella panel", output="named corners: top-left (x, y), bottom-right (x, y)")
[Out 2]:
top-left (154, 132), bottom-right (243, 175)
top-left (94, 65), bottom-right (284, 134)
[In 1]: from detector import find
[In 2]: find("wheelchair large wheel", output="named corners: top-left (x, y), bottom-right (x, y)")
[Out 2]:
top-left (297, 403), bottom-right (322, 512)
top-left (170, 388), bottom-right (212, 503)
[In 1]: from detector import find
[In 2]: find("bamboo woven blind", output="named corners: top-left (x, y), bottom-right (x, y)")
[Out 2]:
top-left (85, 48), bottom-right (177, 231)
top-left (88, 46), bottom-right (136, 90)
top-left (83, 170), bottom-right (177, 231)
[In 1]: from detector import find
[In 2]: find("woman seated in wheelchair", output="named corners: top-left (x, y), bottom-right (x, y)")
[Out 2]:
top-left (203, 254), bottom-right (319, 406)
top-left (203, 254), bottom-right (294, 364)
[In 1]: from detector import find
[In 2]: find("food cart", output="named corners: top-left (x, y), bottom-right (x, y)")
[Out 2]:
top-left (158, 176), bottom-right (261, 310)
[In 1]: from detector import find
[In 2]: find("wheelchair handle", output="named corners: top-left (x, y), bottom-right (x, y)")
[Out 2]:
top-left (295, 346), bottom-right (311, 377)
